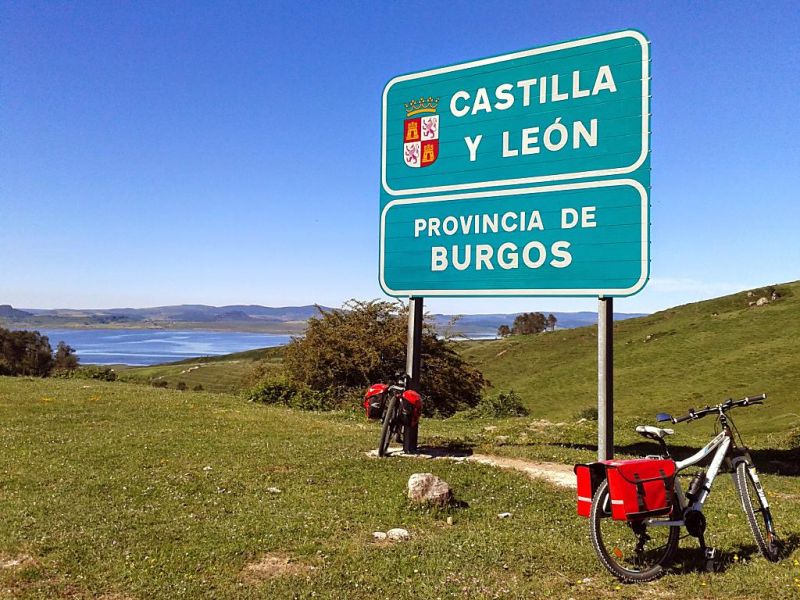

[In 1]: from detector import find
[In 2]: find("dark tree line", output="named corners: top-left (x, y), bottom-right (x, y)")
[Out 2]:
top-left (0, 327), bottom-right (79, 376)
top-left (497, 312), bottom-right (557, 337)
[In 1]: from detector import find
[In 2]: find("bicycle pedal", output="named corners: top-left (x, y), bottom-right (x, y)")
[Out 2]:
top-left (703, 548), bottom-right (722, 573)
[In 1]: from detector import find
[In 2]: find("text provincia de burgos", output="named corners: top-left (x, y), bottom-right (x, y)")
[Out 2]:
top-left (414, 206), bottom-right (597, 273)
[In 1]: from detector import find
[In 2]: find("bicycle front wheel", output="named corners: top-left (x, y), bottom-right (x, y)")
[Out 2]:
top-left (589, 480), bottom-right (680, 582)
top-left (733, 461), bottom-right (781, 561)
top-left (377, 396), bottom-right (398, 457)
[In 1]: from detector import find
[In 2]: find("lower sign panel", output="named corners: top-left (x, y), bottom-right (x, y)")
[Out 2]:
top-left (379, 179), bottom-right (648, 297)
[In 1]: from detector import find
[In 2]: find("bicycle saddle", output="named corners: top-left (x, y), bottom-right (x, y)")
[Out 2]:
top-left (635, 425), bottom-right (675, 439)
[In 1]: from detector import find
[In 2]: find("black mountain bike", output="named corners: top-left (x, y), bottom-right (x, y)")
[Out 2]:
top-left (378, 375), bottom-right (419, 457)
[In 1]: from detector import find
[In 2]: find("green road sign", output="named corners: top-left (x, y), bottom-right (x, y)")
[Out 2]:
top-left (381, 179), bottom-right (647, 297)
top-left (379, 30), bottom-right (650, 297)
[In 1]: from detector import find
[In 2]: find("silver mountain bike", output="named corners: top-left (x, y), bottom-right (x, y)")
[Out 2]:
top-left (589, 393), bottom-right (782, 582)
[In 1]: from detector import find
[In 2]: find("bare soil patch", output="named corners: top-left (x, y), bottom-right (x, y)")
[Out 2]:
top-left (240, 553), bottom-right (313, 583)
top-left (0, 553), bottom-right (35, 570)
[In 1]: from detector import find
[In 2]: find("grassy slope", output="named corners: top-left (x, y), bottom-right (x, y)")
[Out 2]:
top-left (114, 347), bottom-right (284, 393)
top-left (2, 377), bottom-right (799, 599)
top-left (460, 282), bottom-right (800, 441)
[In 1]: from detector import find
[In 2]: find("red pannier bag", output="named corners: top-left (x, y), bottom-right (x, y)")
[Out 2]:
top-left (605, 458), bottom-right (676, 521)
top-left (574, 462), bottom-right (608, 517)
top-left (363, 384), bottom-right (388, 419)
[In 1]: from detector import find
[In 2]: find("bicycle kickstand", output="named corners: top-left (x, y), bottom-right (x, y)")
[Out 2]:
top-left (699, 535), bottom-right (721, 573)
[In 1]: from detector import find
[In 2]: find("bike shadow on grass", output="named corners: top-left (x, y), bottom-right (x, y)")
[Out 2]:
top-left (546, 441), bottom-right (800, 476)
top-left (665, 533), bottom-right (800, 575)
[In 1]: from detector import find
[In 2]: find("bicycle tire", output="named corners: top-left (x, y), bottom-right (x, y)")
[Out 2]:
top-left (589, 479), bottom-right (680, 582)
top-left (378, 395), bottom-right (398, 457)
top-left (733, 461), bottom-right (781, 561)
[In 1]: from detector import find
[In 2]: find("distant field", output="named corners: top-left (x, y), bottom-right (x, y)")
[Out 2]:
top-left (1, 377), bottom-right (799, 599)
top-left (115, 347), bottom-right (284, 393)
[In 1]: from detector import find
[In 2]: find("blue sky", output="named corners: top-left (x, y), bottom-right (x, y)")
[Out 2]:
top-left (2, 1), bottom-right (798, 314)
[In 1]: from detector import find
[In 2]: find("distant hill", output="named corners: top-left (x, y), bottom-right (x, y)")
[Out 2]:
top-left (459, 281), bottom-right (800, 439)
top-left (1, 302), bottom-right (646, 335)
top-left (4, 304), bottom-right (329, 333)
top-left (432, 311), bottom-right (645, 337)
top-left (0, 305), bottom-right (32, 319)
top-left (22, 304), bottom-right (328, 323)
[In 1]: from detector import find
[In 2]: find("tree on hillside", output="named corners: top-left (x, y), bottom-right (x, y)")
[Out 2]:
top-left (0, 327), bottom-right (54, 376)
top-left (546, 314), bottom-right (558, 331)
top-left (511, 312), bottom-right (547, 335)
top-left (497, 324), bottom-right (511, 338)
top-left (54, 341), bottom-right (79, 371)
top-left (281, 300), bottom-right (486, 417)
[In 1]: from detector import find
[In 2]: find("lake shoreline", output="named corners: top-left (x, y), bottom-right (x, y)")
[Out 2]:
top-left (28, 328), bottom-right (293, 367)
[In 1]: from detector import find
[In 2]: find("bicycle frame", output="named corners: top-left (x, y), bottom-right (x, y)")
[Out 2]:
top-left (646, 429), bottom-right (732, 527)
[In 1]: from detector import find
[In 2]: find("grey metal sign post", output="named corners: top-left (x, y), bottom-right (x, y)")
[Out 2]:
top-left (405, 297), bottom-right (423, 453)
top-left (597, 298), bottom-right (614, 460)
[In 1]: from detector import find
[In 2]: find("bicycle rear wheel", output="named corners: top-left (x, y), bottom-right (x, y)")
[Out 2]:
top-left (589, 480), bottom-right (680, 582)
top-left (378, 396), bottom-right (398, 457)
top-left (733, 461), bottom-right (781, 561)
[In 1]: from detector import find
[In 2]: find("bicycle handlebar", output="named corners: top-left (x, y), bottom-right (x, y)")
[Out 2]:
top-left (664, 393), bottom-right (766, 424)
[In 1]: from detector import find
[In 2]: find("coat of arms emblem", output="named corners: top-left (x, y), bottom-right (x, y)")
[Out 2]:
top-left (403, 96), bottom-right (439, 168)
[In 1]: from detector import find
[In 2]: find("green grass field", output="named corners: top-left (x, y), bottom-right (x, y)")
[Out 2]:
top-left (3, 283), bottom-right (799, 598)
top-left (2, 377), bottom-right (800, 599)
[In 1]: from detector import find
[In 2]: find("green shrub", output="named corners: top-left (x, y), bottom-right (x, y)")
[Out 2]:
top-left (247, 377), bottom-right (337, 411)
top-left (574, 406), bottom-right (599, 421)
top-left (151, 380), bottom-right (168, 388)
top-left (458, 390), bottom-right (528, 419)
top-left (176, 381), bottom-right (187, 391)
top-left (55, 365), bottom-right (118, 381)
top-left (281, 300), bottom-right (485, 417)
top-left (192, 384), bottom-right (204, 392)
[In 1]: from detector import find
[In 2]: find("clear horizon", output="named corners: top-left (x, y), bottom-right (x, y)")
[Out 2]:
top-left (3, 2), bottom-right (798, 315)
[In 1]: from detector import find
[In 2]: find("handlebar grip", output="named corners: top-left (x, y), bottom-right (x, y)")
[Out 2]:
top-left (673, 413), bottom-right (694, 423)
top-left (747, 393), bottom-right (767, 402)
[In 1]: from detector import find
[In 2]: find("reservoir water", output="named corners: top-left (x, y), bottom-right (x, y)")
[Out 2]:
top-left (34, 329), bottom-right (292, 366)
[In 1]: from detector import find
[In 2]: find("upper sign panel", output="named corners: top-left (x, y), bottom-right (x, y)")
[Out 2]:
top-left (381, 30), bottom-right (649, 197)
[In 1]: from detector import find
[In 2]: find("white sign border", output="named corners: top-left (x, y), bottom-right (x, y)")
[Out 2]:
top-left (381, 30), bottom-right (649, 197)
top-left (379, 178), bottom-right (649, 297)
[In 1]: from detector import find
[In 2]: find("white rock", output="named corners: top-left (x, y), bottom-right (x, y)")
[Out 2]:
top-left (756, 297), bottom-right (769, 306)
top-left (407, 473), bottom-right (453, 506)
top-left (446, 516), bottom-right (454, 526)
top-left (386, 528), bottom-right (410, 541)
top-left (267, 487), bottom-right (282, 494)
top-left (498, 512), bottom-right (512, 519)
top-left (372, 531), bottom-right (387, 540)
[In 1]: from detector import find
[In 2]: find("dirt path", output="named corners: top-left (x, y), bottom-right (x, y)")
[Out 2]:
top-left (366, 448), bottom-right (576, 489)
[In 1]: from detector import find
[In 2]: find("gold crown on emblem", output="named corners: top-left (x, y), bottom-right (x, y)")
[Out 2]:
top-left (405, 96), bottom-right (440, 117)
